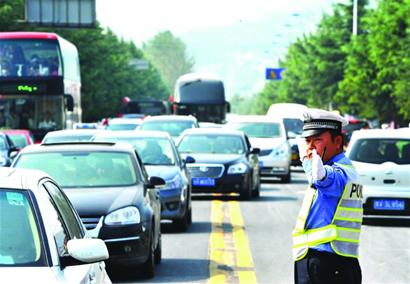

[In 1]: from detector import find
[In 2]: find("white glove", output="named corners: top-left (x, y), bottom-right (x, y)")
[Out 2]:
top-left (311, 149), bottom-right (326, 181)
top-left (297, 138), bottom-right (308, 162)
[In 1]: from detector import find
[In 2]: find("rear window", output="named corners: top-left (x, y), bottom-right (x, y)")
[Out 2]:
top-left (140, 120), bottom-right (195, 137)
top-left (228, 122), bottom-right (282, 138)
top-left (14, 151), bottom-right (139, 187)
top-left (348, 138), bottom-right (410, 165)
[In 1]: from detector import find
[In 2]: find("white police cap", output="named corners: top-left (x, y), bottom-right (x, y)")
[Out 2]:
top-left (302, 108), bottom-right (348, 138)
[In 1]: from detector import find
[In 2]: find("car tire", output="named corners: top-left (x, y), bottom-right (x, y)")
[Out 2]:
top-left (240, 177), bottom-right (252, 201)
top-left (281, 170), bottom-right (291, 183)
top-left (154, 231), bottom-right (162, 265)
top-left (174, 207), bottom-right (189, 232)
top-left (141, 231), bottom-right (155, 279)
top-left (187, 206), bottom-right (193, 225)
top-left (252, 178), bottom-right (260, 198)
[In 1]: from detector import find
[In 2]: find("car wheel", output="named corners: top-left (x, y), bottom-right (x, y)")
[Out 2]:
top-left (281, 170), bottom-right (291, 183)
top-left (240, 177), bottom-right (252, 201)
top-left (141, 231), bottom-right (155, 278)
top-left (154, 231), bottom-right (162, 265)
top-left (188, 207), bottom-right (193, 225)
top-left (252, 178), bottom-right (260, 198)
top-left (174, 206), bottom-right (189, 232)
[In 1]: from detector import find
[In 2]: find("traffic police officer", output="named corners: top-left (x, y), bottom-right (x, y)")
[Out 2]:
top-left (293, 108), bottom-right (363, 284)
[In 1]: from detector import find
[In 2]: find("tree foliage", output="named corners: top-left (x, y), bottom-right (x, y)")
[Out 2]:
top-left (0, 0), bottom-right (168, 122)
top-left (143, 31), bottom-right (195, 94)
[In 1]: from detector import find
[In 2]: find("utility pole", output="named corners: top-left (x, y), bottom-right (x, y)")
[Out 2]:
top-left (353, 0), bottom-right (358, 35)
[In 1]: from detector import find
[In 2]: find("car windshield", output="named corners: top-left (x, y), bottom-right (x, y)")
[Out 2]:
top-left (105, 123), bottom-right (140, 131)
top-left (7, 134), bottom-right (28, 148)
top-left (94, 137), bottom-right (176, 165)
top-left (283, 118), bottom-right (304, 136)
top-left (349, 138), bottom-right (410, 165)
top-left (140, 120), bottom-right (195, 137)
top-left (178, 134), bottom-right (245, 154)
top-left (228, 122), bottom-right (281, 138)
top-left (14, 151), bottom-right (139, 187)
top-left (0, 189), bottom-right (44, 266)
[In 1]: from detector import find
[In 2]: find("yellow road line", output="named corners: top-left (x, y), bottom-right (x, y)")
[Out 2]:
top-left (208, 198), bottom-right (257, 284)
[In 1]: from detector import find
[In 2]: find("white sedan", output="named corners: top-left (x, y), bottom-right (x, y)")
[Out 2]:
top-left (345, 128), bottom-right (410, 218)
top-left (0, 167), bottom-right (111, 283)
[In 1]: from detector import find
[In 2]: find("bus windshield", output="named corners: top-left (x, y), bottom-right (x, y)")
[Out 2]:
top-left (0, 39), bottom-right (62, 77)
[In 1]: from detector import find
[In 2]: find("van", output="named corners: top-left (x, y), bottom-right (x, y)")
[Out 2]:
top-left (266, 103), bottom-right (308, 166)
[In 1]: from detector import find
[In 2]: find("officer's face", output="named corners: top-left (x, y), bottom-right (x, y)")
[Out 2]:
top-left (305, 131), bottom-right (342, 163)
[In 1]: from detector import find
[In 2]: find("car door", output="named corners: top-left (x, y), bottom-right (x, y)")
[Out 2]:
top-left (244, 134), bottom-right (260, 188)
top-left (42, 180), bottom-right (110, 284)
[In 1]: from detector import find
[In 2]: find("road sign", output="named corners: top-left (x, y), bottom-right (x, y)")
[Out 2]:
top-left (265, 68), bottom-right (285, 80)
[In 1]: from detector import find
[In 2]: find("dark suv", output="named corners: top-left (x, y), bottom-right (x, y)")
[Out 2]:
top-left (11, 142), bottom-right (164, 278)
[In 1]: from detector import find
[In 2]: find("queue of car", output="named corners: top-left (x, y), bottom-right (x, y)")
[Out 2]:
top-left (4, 112), bottom-right (407, 281)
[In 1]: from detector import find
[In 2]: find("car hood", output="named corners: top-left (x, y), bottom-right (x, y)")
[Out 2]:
top-left (352, 161), bottom-right (410, 190)
top-left (63, 185), bottom-right (143, 216)
top-left (145, 165), bottom-right (179, 180)
top-left (181, 153), bottom-right (243, 164)
top-left (249, 137), bottom-right (285, 150)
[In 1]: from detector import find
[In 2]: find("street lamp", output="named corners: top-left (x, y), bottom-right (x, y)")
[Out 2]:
top-left (353, 0), bottom-right (358, 35)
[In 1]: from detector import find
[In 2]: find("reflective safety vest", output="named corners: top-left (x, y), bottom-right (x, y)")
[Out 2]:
top-left (292, 163), bottom-right (363, 261)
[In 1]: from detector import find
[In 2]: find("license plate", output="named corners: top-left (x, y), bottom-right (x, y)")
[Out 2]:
top-left (192, 177), bottom-right (215, 187)
top-left (373, 199), bottom-right (405, 210)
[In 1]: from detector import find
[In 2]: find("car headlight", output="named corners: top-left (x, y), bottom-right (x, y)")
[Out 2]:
top-left (104, 206), bottom-right (140, 225)
top-left (227, 162), bottom-right (247, 174)
top-left (275, 143), bottom-right (290, 157)
top-left (163, 175), bottom-right (182, 190)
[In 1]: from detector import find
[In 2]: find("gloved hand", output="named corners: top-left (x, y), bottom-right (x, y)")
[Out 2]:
top-left (311, 149), bottom-right (326, 181)
top-left (297, 138), bottom-right (308, 162)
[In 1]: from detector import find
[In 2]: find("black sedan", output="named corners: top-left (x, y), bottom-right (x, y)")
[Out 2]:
top-left (11, 142), bottom-right (164, 278)
top-left (176, 128), bottom-right (260, 200)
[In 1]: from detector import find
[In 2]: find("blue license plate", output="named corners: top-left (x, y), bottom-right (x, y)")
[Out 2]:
top-left (373, 199), bottom-right (405, 210)
top-left (192, 177), bottom-right (215, 187)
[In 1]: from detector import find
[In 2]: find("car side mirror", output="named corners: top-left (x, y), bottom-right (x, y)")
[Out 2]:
top-left (250, 147), bottom-right (260, 155)
top-left (183, 155), bottom-right (195, 164)
top-left (60, 238), bottom-right (108, 267)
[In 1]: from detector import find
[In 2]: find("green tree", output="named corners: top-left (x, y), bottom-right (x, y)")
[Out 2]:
top-left (339, 0), bottom-right (410, 124)
top-left (0, 0), bottom-right (24, 30)
top-left (143, 31), bottom-right (195, 94)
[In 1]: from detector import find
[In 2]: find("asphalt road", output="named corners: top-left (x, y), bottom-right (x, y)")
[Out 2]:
top-left (110, 170), bottom-right (410, 284)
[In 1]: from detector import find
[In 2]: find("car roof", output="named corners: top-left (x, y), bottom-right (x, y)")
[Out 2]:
top-left (226, 115), bottom-right (283, 123)
top-left (94, 130), bottom-right (172, 139)
top-left (350, 128), bottom-right (410, 140)
top-left (181, 127), bottom-right (245, 136)
top-left (142, 115), bottom-right (197, 122)
top-left (18, 141), bottom-right (136, 154)
top-left (0, 167), bottom-right (48, 191)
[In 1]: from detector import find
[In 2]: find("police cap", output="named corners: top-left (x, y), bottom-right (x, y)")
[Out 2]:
top-left (301, 108), bottom-right (348, 138)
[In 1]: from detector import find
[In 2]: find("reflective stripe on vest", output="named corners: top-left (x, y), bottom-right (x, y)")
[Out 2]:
top-left (292, 163), bottom-right (363, 261)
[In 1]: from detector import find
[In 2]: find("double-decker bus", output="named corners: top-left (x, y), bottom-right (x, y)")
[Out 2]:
top-left (172, 73), bottom-right (230, 124)
top-left (0, 32), bottom-right (81, 142)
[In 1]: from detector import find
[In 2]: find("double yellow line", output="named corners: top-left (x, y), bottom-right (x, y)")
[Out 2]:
top-left (208, 198), bottom-right (257, 284)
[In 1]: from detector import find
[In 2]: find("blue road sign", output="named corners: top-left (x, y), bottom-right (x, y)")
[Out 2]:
top-left (265, 68), bottom-right (285, 80)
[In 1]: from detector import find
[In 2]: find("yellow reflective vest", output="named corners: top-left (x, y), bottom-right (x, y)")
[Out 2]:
top-left (292, 162), bottom-right (363, 261)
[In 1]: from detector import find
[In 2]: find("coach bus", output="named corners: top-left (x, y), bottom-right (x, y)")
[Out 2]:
top-left (119, 96), bottom-right (169, 118)
top-left (0, 32), bottom-right (81, 142)
top-left (172, 72), bottom-right (230, 124)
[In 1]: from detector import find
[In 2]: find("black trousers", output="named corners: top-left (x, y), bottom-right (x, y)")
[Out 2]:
top-left (294, 249), bottom-right (362, 284)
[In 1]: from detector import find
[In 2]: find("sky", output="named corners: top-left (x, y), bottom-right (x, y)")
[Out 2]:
top-left (96, 0), bottom-right (346, 97)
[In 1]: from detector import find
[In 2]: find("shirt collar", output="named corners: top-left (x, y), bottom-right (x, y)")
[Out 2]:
top-left (325, 152), bottom-right (345, 165)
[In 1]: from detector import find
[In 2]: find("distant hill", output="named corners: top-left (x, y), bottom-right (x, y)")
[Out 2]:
top-left (180, 14), bottom-right (318, 99)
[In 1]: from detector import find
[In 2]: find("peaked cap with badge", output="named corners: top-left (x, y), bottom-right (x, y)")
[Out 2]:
top-left (301, 108), bottom-right (348, 138)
